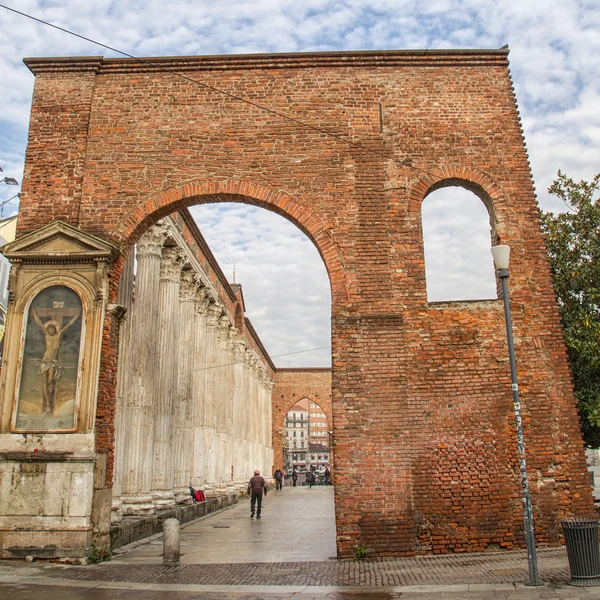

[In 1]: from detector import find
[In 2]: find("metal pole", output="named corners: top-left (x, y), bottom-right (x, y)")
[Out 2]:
top-left (498, 270), bottom-right (542, 586)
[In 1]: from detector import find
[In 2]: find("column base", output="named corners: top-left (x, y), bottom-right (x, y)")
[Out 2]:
top-left (174, 487), bottom-right (192, 504)
top-left (111, 498), bottom-right (123, 524)
top-left (121, 494), bottom-right (156, 516)
top-left (151, 489), bottom-right (176, 509)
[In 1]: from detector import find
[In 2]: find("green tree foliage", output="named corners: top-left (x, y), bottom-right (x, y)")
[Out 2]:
top-left (541, 171), bottom-right (600, 447)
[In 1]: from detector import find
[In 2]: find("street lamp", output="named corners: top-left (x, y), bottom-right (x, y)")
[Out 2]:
top-left (1, 168), bottom-right (20, 217)
top-left (491, 244), bottom-right (541, 587)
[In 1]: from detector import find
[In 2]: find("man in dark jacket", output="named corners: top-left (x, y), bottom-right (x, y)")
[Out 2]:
top-left (247, 470), bottom-right (267, 519)
top-left (273, 468), bottom-right (284, 491)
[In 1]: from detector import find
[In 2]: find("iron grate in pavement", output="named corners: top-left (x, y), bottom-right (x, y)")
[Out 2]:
top-left (45, 548), bottom-right (572, 587)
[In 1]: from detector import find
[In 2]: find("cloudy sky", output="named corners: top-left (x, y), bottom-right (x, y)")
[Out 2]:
top-left (1, 1), bottom-right (598, 367)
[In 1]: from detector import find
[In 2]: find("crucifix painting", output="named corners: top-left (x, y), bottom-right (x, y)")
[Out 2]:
top-left (14, 285), bottom-right (83, 431)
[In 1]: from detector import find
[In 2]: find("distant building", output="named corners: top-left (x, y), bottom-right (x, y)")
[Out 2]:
top-left (309, 401), bottom-right (329, 448)
top-left (0, 215), bottom-right (17, 309)
top-left (0, 215), bottom-right (17, 358)
top-left (285, 398), bottom-right (308, 471)
top-left (284, 397), bottom-right (330, 472)
top-left (308, 443), bottom-right (330, 471)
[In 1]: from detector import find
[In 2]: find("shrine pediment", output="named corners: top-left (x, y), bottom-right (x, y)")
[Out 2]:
top-left (1, 221), bottom-right (119, 264)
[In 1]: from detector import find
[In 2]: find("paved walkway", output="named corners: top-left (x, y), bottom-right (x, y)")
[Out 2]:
top-left (1, 485), bottom-right (599, 598)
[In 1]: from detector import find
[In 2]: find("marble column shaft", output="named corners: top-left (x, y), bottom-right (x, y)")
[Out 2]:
top-left (121, 223), bottom-right (167, 514)
top-left (152, 245), bottom-right (183, 508)
top-left (173, 269), bottom-right (198, 503)
top-left (111, 251), bottom-right (135, 520)
top-left (191, 290), bottom-right (210, 487)
top-left (204, 303), bottom-right (222, 484)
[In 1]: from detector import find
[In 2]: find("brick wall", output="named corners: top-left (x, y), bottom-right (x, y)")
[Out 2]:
top-left (18, 50), bottom-right (594, 557)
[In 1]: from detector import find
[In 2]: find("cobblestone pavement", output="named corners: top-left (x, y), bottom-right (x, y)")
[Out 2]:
top-left (1, 486), bottom-right (598, 598)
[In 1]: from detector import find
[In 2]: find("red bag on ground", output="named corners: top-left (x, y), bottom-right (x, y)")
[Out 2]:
top-left (194, 489), bottom-right (205, 502)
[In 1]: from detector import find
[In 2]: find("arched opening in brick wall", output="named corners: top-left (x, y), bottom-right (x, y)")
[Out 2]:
top-left (190, 202), bottom-right (332, 370)
top-left (107, 188), bottom-right (335, 552)
top-left (271, 368), bottom-right (333, 474)
top-left (421, 184), bottom-right (497, 302)
top-left (282, 396), bottom-right (332, 477)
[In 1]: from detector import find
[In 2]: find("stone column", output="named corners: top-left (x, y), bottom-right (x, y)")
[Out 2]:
top-left (173, 268), bottom-right (199, 503)
top-left (204, 302), bottom-right (222, 489)
top-left (246, 348), bottom-right (258, 474)
top-left (232, 340), bottom-right (247, 483)
top-left (191, 288), bottom-right (210, 487)
top-left (217, 315), bottom-right (234, 484)
top-left (151, 244), bottom-right (183, 509)
top-left (111, 250), bottom-right (135, 522)
top-left (121, 222), bottom-right (168, 515)
top-left (263, 374), bottom-right (275, 474)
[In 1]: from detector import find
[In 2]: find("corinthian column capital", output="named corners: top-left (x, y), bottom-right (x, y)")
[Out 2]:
top-left (233, 340), bottom-right (247, 362)
top-left (218, 315), bottom-right (233, 340)
top-left (194, 287), bottom-right (212, 316)
top-left (244, 347), bottom-right (256, 368)
top-left (160, 246), bottom-right (183, 281)
top-left (180, 269), bottom-right (200, 301)
top-left (206, 302), bottom-right (224, 328)
top-left (137, 221), bottom-right (169, 258)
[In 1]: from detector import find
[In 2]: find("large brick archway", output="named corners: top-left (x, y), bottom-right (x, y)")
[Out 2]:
top-left (109, 179), bottom-right (350, 305)
top-left (5, 49), bottom-right (595, 558)
top-left (271, 368), bottom-right (333, 472)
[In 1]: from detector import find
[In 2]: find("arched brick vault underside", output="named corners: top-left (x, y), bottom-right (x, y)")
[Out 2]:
top-left (109, 179), bottom-right (350, 306)
top-left (271, 369), bottom-right (333, 471)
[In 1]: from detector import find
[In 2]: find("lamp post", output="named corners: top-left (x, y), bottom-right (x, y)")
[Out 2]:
top-left (491, 245), bottom-right (541, 587)
top-left (1, 168), bottom-right (20, 217)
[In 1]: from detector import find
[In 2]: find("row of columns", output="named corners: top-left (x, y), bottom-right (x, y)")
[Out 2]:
top-left (112, 218), bottom-right (274, 519)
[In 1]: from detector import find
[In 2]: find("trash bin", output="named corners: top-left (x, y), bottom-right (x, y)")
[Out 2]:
top-left (561, 517), bottom-right (600, 586)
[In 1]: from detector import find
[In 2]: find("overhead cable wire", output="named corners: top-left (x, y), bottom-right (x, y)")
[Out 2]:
top-left (1, 3), bottom-right (436, 180)
top-left (192, 344), bottom-right (331, 372)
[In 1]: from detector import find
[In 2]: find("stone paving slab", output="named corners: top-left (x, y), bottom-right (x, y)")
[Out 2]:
top-left (28, 547), bottom-right (572, 587)
top-left (111, 486), bottom-right (337, 564)
top-left (1, 579), bottom-right (600, 599)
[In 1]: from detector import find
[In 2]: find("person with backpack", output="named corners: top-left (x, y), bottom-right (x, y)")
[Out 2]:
top-left (291, 468), bottom-right (298, 487)
top-left (247, 469), bottom-right (268, 519)
top-left (189, 485), bottom-right (205, 502)
top-left (305, 469), bottom-right (315, 489)
top-left (273, 467), bottom-right (284, 491)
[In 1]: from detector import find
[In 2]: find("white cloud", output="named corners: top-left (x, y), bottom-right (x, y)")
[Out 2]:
top-left (190, 204), bottom-right (331, 367)
top-left (422, 188), bottom-right (496, 302)
top-left (1, 0), bottom-right (598, 366)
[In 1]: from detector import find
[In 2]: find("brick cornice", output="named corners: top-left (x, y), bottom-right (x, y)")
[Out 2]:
top-left (24, 56), bottom-right (104, 74)
top-left (24, 49), bottom-right (510, 76)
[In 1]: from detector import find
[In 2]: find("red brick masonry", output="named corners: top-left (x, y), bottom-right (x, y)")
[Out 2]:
top-left (18, 49), bottom-right (594, 557)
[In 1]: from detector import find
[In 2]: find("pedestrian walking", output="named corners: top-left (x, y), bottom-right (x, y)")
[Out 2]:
top-left (274, 467), bottom-right (284, 491)
top-left (291, 468), bottom-right (298, 487)
top-left (306, 470), bottom-right (315, 489)
top-left (247, 469), bottom-right (268, 519)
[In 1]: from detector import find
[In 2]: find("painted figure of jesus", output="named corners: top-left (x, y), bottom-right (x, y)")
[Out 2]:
top-left (32, 308), bottom-right (82, 415)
